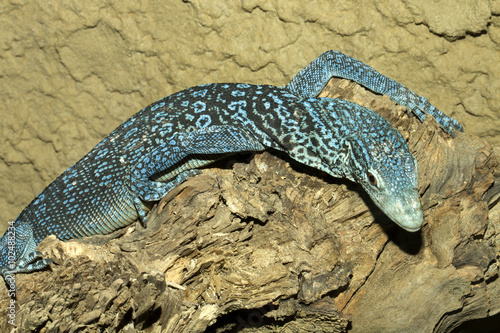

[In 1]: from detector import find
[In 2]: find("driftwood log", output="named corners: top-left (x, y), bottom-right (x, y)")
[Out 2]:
top-left (0, 78), bottom-right (498, 332)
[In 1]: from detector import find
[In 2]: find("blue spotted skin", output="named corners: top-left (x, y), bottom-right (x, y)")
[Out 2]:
top-left (0, 50), bottom-right (463, 289)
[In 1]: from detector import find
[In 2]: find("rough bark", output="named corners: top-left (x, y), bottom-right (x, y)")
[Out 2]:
top-left (0, 79), bottom-right (498, 332)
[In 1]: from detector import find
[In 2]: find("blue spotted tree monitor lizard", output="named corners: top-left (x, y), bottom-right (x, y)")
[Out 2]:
top-left (0, 50), bottom-right (463, 291)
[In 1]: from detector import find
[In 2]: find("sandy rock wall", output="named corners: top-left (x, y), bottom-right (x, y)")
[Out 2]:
top-left (0, 0), bottom-right (499, 229)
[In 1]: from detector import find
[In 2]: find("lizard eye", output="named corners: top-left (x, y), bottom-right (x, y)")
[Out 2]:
top-left (367, 172), bottom-right (378, 187)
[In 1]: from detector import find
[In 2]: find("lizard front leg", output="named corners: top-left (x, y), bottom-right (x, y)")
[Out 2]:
top-left (285, 50), bottom-right (463, 136)
top-left (129, 125), bottom-right (266, 226)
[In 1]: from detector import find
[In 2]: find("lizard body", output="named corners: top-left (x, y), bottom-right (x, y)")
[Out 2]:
top-left (0, 51), bottom-right (463, 290)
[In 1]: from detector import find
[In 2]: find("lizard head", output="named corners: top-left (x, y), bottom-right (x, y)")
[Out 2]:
top-left (292, 98), bottom-right (424, 231)
top-left (345, 134), bottom-right (423, 232)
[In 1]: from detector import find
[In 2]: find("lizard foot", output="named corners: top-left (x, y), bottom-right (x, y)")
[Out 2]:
top-left (2, 251), bottom-right (52, 296)
top-left (391, 88), bottom-right (464, 137)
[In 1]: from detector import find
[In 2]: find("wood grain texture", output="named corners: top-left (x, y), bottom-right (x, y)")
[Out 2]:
top-left (1, 79), bottom-right (497, 332)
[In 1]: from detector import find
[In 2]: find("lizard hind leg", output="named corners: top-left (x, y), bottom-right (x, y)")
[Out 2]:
top-left (1, 222), bottom-right (53, 294)
top-left (1, 255), bottom-right (53, 296)
top-left (2, 251), bottom-right (53, 276)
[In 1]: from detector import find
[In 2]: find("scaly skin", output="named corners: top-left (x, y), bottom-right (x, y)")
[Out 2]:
top-left (0, 51), bottom-right (463, 293)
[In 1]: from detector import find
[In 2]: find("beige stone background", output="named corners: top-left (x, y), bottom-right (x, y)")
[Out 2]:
top-left (0, 0), bottom-right (499, 233)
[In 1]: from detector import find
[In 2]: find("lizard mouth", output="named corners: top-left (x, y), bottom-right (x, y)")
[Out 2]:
top-left (384, 195), bottom-right (423, 232)
top-left (398, 218), bottom-right (423, 232)
top-left (368, 187), bottom-right (424, 232)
